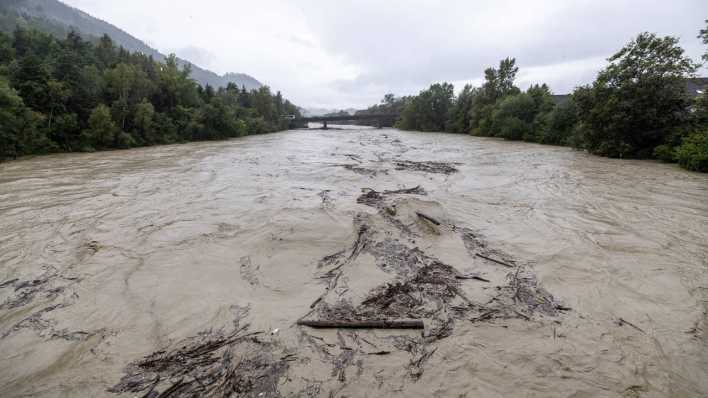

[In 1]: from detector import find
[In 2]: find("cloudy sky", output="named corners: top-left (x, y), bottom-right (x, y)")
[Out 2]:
top-left (63, 0), bottom-right (707, 109)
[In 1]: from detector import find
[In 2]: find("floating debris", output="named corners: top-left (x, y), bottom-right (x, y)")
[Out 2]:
top-left (393, 160), bottom-right (460, 175)
top-left (110, 324), bottom-right (293, 398)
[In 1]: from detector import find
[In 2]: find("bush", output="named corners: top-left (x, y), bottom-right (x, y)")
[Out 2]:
top-left (675, 130), bottom-right (708, 171)
top-left (115, 131), bottom-right (136, 148)
top-left (653, 144), bottom-right (675, 162)
top-left (246, 117), bottom-right (268, 134)
top-left (490, 93), bottom-right (536, 140)
top-left (83, 104), bottom-right (118, 148)
top-left (537, 100), bottom-right (578, 145)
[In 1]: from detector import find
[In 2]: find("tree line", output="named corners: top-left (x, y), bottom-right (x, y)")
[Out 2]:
top-left (372, 25), bottom-right (708, 172)
top-left (0, 27), bottom-right (301, 160)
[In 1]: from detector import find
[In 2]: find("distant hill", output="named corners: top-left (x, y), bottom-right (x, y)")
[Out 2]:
top-left (0, 0), bottom-right (262, 90)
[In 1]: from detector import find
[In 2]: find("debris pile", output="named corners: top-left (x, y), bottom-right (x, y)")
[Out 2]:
top-left (110, 324), bottom-right (294, 398)
top-left (109, 182), bottom-right (568, 395)
top-left (393, 160), bottom-right (460, 175)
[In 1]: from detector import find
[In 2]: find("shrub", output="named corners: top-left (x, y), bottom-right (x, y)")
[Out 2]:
top-left (675, 130), bottom-right (708, 171)
top-left (537, 100), bottom-right (578, 145)
top-left (490, 93), bottom-right (536, 140)
top-left (653, 144), bottom-right (675, 162)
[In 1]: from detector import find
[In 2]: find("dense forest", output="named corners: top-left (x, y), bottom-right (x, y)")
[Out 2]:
top-left (0, 27), bottom-right (300, 160)
top-left (373, 26), bottom-right (708, 172)
top-left (0, 0), bottom-right (262, 90)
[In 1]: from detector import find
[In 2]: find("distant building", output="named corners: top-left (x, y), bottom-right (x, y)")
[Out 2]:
top-left (686, 77), bottom-right (708, 99)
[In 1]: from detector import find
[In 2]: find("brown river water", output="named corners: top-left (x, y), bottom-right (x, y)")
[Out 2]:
top-left (0, 127), bottom-right (707, 397)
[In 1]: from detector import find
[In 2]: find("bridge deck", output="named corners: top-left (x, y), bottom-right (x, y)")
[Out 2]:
top-left (296, 114), bottom-right (398, 123)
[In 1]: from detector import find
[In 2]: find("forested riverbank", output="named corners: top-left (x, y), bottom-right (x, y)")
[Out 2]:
top-left (363, 25), bottom-right (708, 172)
top-left (0, 28), bottom-right (300, 161)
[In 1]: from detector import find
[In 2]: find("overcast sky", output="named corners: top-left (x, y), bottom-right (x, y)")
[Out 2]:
top-left (63, 0), bottom-right (707, 109)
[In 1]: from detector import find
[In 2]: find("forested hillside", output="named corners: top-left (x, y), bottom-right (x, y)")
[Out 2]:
top-left (0, 0), bottom-right (262, 89)
top-left (0, 28), bottom-right (300, 160)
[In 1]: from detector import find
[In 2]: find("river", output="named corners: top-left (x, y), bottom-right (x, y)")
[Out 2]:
top-left (1, 127), bottom-right (707, 397)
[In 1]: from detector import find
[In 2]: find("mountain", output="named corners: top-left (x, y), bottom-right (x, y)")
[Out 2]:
top-left (0, 0), bottom-right (262, 90)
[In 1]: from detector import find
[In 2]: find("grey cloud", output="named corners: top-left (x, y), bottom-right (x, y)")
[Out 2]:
top-left (63, 0), bottom-right (707, 108)
top-left (297, 0), bottom-right (707, 100)
top-left (287, 35), bottom-right (315, 48)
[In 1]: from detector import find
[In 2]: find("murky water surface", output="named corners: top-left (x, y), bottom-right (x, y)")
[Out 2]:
top-left (1, 127), bottom-right (707, 397)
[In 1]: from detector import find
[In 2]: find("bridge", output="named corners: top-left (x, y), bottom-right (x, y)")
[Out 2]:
top-left (289, 113), bottom-right (399, 129)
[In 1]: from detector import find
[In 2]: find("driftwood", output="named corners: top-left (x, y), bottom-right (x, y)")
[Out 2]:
top-left (141, 375), bottom-right (160, 398)
top-left (416, 212), bottom-right (441, 226)
top-left (297, 319), bottom-right (424, 329)
top-left (366, 351), bottom-right (392, 355)
top-left (618, 317), bottom-right (645, 334)
top-left (455, 275), bottom-right (491, 282)
top-left (475, 253), bottom-right (514, 268)
top-left (309, 296), bottom-right (323, 309)
top-left (383, 186), bottom-right (426, 195)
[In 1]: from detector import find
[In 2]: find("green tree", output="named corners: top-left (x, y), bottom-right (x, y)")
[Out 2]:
top-left (0, 78), bottom-right (44, 159)
top-left (0, 31), bottom-right (14, 66)
top-left (12, 53), bottom-right (50, 109)
top-left (526, 84), bottom-right (555, 142)
top-left (95, 34), bottom-right (117, 69)
top-left (490, 93), bottom-right (536, 140)
top-left (83, 104), bottom-right (118, 149)
top-left (470, 57), bottom-right (521, 134)
top-left (398, 83), bottom-right (454, 131)
top-left (133, 99), bottom-right (155, 143)
top-left (152, 112), bottom-right (178, 144)
top-left (73, 65), bottom-right (104, 120)
top-left (449, 84), bottom-right (476, 133)
top-left (699, 19), bottom-right (708, 62)
top-left (675, 130), bottom-right (708, 171)
top-left (110, 98), bottom-right (130, 131)
top-left (45, 78), bottom-right (69, 129)
top-left (574, 32), bottom-right (698, 158)
top-left (104, 63), bottom-right (152, 106)
top-left (482, 57), bottom-right (519, 102)
top-left (252, 86), bottom-right (276, 126)
top-left (50, 112), bottom-right (79, 151)
top-left (154, 54), bottom-right (199, 110)
top-left (485, 84), bottom-right (555, 142)
top-left (536, 99), bottom-right (578, 145)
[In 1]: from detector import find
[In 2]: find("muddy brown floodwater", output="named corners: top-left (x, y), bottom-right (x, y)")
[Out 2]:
top-left (1, 127), bottom-right (707, 397)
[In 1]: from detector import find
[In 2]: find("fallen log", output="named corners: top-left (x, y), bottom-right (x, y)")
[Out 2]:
top-left (309, 296), bottom-right (323, 309)
top-left (366, 351), bottom-right (392, 355)
top-left (416, 212), bottom-right (441, 226)
top-left (297, 319), bottom-right (424, 329)
top-left (455, 275), bottom-right (491, 282)
top-left (618, 317), bottom-right (645, 334)
top-left (384, 185), bottom-right (425, 195)
top-left (475, 253), bottom-right (515, 268)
